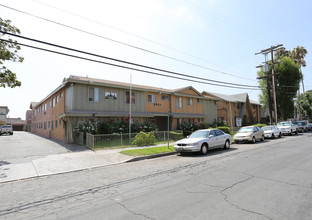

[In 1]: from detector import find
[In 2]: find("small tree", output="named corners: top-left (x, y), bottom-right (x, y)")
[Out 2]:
top-left (0, 17), bottom-right (24, 88)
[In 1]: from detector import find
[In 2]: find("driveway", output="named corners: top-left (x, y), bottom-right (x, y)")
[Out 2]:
top-left (0, 131), bottom-right (87, 164)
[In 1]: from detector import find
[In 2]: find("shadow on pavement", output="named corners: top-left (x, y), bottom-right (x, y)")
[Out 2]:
top-left (177, 147), bottom-right (238, 158)
top-left (31, 133), bottom-right (89, 152)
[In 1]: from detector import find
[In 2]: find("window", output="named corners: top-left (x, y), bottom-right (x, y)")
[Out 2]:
top-left (188, 118), bottom-right (194, 123)
top-left (177, 118), bottom-right (183, 125)
top-left (89, 87), bottom-right (101, 102)
top-left (197, 98), bottom-right (203, 103)
top-left (55, 120), bottom-right (58, 128)
top-left (59, 119), bottom-right (62, 125)
top-left (49, 100), bottom-right (52, 107)
top-left (126, 91), bottom-right (135, 104)
top-left (60, 92), bottom-right (63, 98)
top-left (162, 95), bottom-right (169, 101)
top-left (56, 96), bottom-right (59, 104)
top-left (44, 103), bottom-right (47, 112)
top-left (52, 98), bottom-right (55, 108)
top-left (44, 122), bottom-right (47, 130)
top-left (148, 94), bottom-right (156, 103)
top-left (48, 121), bottom-right (50, 128)
top-left (215, 129), bottom-right (224, 136)
top-left (209, 130), bottom-right (216, 137)
top-left (105, 92), bottom-right (117, 100)
top-left (177, 97), bottom-right (183, 108)
top-left (198, 118), bottom-right (202, 123)
top-left (187, 98), bottom-right (193, 106)
top-left (51, 121), bottom-right (54, 130)
top-left (237, 103), bottom-right (240, 109)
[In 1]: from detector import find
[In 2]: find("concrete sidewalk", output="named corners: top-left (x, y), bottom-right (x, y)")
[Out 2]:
top-left (0, 145), bottom-right (175, 183)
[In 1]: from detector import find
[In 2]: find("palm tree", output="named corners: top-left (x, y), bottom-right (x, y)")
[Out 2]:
top-left (291, 46), bottom-right (307, 92)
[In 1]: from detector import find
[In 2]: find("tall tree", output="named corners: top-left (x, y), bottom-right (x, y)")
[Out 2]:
top-left (0, 17), bottom-right (24, 88)
top-left (258, 56), bottom-right (301, 120)
top-left (295, 90), bottom-right (312, 120)
top-left (291, 46), bottom-right (307, 92)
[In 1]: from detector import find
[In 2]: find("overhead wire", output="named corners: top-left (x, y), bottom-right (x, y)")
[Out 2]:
top-left (0, 31), bottom-right (259, 89)
top-left (0, 38), bottom-right (261, 90)
top-left (32, 0), bottom-right (254, 81)
top-left (0, 3), bottom-right (257, 82)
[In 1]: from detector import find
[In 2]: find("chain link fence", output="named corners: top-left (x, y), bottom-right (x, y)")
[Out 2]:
top-left (74, 131), bottom-right (183, 150)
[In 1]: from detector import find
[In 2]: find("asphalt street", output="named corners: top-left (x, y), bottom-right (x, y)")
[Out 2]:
top-left (1, 132), bottom-right (312, 219)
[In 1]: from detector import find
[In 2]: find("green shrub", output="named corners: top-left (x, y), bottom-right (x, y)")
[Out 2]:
top-left (170, 131), bottom-right (184, 140)
top-left (217, 126), bottom-right (231, 134)
top-left (132, 132), bottom-right (156, 146)
top-left (253, 124), bottom-right (267, 128)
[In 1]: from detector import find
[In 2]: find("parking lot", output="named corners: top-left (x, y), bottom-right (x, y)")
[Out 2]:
top-left (0, 131), bottom-right (87, 164)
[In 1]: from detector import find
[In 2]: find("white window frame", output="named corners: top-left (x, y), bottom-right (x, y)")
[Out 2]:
top-left (187, 98), bottom-right (193, 106)
top-left (88, 87), bottom-right (101, 102)
top-left (147, 94), bottom-right (157, 103)
top-left (178, 97), bottom-right (183, 108)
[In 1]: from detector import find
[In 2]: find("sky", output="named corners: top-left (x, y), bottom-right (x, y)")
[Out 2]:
top-left (1, 0), bottom-right (311, 119)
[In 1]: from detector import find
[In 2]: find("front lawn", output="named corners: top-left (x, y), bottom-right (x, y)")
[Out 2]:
top-left (120, 145), bottom-right (175, 156)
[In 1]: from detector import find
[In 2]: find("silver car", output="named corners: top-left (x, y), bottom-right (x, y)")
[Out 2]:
top-left (261, 126), bottom-right (282, 138)
top-left (174, 129), bottom-right (232, 155)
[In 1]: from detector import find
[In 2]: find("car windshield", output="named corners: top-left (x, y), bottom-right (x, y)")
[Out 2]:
top-left (278, 122), bottom-right (290, 126)
top-left (238, 127), bottom-right (253, 133)
top-left (189, 131), bottom-right (208, 138)
top-left (262, 126), bottom-right (273, 131)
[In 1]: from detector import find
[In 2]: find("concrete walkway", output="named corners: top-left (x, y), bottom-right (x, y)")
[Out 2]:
top-left (0, 144), bottom-right (174, 183)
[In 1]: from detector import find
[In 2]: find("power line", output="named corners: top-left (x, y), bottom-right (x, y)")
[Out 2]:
top-left (0, 3), bottom-right (256, 82)
top-left (32, 0), bottom-right (254, 81)
top-left (1, 31), bottom-right (259, 89)
top-left (0, 38), bottom-right (261, 90)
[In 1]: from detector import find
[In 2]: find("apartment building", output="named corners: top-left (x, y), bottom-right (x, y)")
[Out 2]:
top-left (202, 91), bottom-right (261, 127)
top-left (30, 75), bottom-right (219, 143)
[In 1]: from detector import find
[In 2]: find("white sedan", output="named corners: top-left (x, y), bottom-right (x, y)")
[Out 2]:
top-left (174, 129), bottom-right (232, 155)
top-left (261, 126), bottom-right (282, 138)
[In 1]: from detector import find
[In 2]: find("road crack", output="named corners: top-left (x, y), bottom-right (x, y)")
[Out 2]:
top-left (220, 176), bottom-right (273, 220)
top-left (117, 202), bottom-right (155, 220)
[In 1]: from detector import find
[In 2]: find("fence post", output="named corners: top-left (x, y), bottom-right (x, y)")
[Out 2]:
top-left (92, 134), bottom-right (95, 149)
top-left (121, 133), bottom-right (122, 147)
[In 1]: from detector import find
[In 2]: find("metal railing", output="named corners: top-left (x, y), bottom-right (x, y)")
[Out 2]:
top-left (83, 131), bottom-right (183, 150)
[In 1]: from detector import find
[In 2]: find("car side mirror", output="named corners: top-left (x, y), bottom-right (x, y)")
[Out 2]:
top-left (209, 135), bottom-right (214, 138)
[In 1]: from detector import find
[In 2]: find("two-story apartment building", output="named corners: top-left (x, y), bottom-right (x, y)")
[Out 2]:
top-left (202, 91), bottom-right (261, 127)
top-left (30, 75), bottom-right (219, 143)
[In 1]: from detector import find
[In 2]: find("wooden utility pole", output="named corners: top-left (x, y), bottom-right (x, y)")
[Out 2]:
top-left (255, 44), bottom-right (283, 125)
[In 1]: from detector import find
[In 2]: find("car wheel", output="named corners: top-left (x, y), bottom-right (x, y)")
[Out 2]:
top-left (271, 133), bottom-right (275, 138)
top-left (224, 140), bottom-right (230, 149)
top-left (290, 130), bottom-right (293, 136)
top-left (278, 132), bottom-right (282, 138)
top-left (200, 144), bottom-right (208, 155)
top-left (252, 136), bottom-right (256, 144)
top-left (261, 135), bottom-right (265, 141)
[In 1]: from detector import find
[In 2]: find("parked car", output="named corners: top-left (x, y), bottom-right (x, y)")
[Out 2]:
top-left (307, 123), bottom-right (312, 131)
top-left (293, 121), bottom-right (308, 132)
top-left (261, 125), bottom-right (282, 138)
top-left (0, 125), bottom-right (13, 135)
top-left (233, 126), bottom-right (264, 144)
top-left (277, 121), bottom-right (298, 135)
top-left (174, 129), bottom-right (231, 155)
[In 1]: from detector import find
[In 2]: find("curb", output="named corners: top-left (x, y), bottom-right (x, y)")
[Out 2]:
top-left (125, 151), bottom-right (177, 162)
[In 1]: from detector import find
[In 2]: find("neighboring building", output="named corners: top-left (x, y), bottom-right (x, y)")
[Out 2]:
top-left (25, 109), bottom-right (34, 131)
top-left (0, 106), bottom-right (9, 125)
top-left (202, 92), bottom-right (261, 127)
top-left (30, 75), bottom-right (219, 143)
top-left (7, 117), bottom-right (25, 131)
